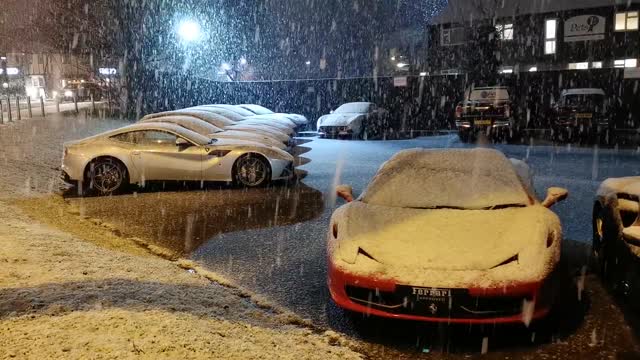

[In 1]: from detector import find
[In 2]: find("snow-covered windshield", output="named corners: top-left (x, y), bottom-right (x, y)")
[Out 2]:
top-left (334, 102), bottom-right (372, 114)
top-left (361, 149), bottom-right (530, 210)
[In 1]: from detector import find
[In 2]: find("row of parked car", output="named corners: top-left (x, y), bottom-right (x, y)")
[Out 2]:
top-left (455, 86), bottom-right (612, 143)
top-left (61, 104), bottom-right (308, 195)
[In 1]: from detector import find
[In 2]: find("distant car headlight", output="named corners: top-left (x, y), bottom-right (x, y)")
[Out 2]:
top-left (64, 90), bottom-right (73, 97)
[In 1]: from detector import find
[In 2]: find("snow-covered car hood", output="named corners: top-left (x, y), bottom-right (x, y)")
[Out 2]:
top-left (278, 113), bottom-right (308, 125)
top-left (329, 201), bottom-right (561, 288)
top-left (597, 177), bottom-right (640, 198)
top-left (212, 130), bottom-right (286, 150)
top-left (317, 113), bottom-right (365, 127)
top-left (225, 124), bottom-right (290, 142)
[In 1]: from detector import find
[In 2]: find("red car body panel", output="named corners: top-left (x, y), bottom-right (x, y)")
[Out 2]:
top-left (327, 259), bottom-right (556, 324)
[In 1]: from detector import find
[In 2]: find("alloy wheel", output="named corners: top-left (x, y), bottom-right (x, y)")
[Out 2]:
top-left (91, 161), bottom-right (124, 194)
top-left (237, 156), bottom-right (268, 187)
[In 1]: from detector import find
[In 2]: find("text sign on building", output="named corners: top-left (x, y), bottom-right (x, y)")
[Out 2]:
top-left (564, 15), bottom-right (606, 42)
top-left (393, 76), bottom-right (408, 87)
top-left (99, 67), bottom-right (117, 75)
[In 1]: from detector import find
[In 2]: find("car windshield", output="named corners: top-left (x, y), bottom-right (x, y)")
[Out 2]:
top-left (469, 88), bottom-right (510, 102)
top-left (563, 94), bottom-right (605, 107)
top-left (361, 149), bottom-right (530, 210)
top-left (334, 103), bottom-right (371, 114)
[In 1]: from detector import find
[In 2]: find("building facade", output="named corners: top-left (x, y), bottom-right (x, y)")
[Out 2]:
top-left (427, 0), bottom-right (640, 76)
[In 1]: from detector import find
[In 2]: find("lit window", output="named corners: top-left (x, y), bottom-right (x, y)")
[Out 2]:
top-left (616, 12), bottom-right (639, 31)
top-left (529, 66), bottom-right (538, 72)
top-left (545, 19), bottom-right (557, 55)
top-left (592, 61), bottom-right (603, 69)
top-left (568, 63), bottom-right (588, 70)
top-left (578, 62), bottom-right (589, 70)
top-left (496, 23), bottom-right (514, 40)
top-left (545, 40), bottom-right (556, 55)
top-left (500, 67), bottom-right (514, 74)
top-left (615, 59), bottom-right (637, 68)
top-left (545, 19), bottom-right (557, 40)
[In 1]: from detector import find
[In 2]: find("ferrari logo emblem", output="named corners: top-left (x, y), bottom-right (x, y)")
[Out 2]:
top-left (429, 303), bottom-right (438, 315)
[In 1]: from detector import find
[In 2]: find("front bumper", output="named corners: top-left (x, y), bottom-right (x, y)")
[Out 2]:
top-left (271, 159), bottom-right (295, 180)
top-left (328, 261), bottom-right (556, 324)
top-left (318, 126), bottom-right (353, 138)
top-left (456, 119), bottom-right (512, 131)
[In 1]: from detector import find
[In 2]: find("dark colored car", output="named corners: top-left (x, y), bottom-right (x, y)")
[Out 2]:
top-left (58, 82), bottom-right (103, 102)
top-left (593, 177), bottom-right (640, 304)
top-left (552, 88), bottom-right (612, 142)
top-left (455, 86), bottom-right (515, 142)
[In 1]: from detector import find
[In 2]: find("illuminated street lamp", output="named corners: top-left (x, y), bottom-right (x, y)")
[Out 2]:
top-left (177, 20), bottom-right (202, 43)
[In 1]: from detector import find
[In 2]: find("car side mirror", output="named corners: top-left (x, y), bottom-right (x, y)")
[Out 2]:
top-left (176, 137), bottom-right (191, 147)
top-left (542, 187), bottom-right (568, 208)
top-left (336, 184), bottom-right (354, 203)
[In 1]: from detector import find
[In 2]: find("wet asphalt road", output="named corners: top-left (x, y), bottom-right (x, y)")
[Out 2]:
top-left (66, 135), bottom-right (640, 358)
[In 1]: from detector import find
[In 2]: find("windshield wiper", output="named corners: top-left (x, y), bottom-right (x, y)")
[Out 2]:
top-left (483, 204), bottom-right (527, 210)
top-left (407, 205), bottom-right (466, 210)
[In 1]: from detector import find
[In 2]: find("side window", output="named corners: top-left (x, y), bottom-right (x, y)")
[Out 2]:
top-left (110, 132), bottom-right (138, 144)
top-left (138, 131), bottom-right (178, 145)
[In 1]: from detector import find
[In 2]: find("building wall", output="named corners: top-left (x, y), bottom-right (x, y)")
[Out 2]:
top-left (427, 5), bottom-right (640, 73)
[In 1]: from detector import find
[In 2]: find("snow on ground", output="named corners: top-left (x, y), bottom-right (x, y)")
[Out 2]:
top-left (0, 113), bottom-right (362, 359)
top-left (0, 201), bottom-right (362, 359)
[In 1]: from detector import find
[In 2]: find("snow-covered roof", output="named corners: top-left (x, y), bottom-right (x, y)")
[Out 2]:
top-left (361, 148), bottom-right (530, 210)
top-left (562, 88), bottom-right (606, 96)
top-left (432, 0), bottom-right (640, 25)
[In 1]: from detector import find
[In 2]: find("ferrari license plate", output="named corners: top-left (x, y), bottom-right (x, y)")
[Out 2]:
top-left (411, 287), bottom-right (451, 302)
top-left (474, 120), bottom-right (492, 126)
top-left (576, 113), bottom-right (593, 119)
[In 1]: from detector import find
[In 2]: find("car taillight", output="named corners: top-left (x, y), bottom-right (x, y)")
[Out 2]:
top-left (455, 105), bottom-right (463, 119)
top-left (504, 104), bottom-right (511, 118)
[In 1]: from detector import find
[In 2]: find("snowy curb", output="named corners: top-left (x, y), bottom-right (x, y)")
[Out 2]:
top-left (14, 195), bottom-right (358, 345)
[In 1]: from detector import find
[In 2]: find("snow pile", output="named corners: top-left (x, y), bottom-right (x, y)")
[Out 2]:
top-left (361, 148), bottom-right (530, 210)
top-left (0, 202), bottom-right (362, 359)
top-left (334, 102), bottom-right (373, 114)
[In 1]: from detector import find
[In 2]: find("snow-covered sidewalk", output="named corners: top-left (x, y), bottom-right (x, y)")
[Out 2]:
top-left (0, 200), bottom-right (361, 359)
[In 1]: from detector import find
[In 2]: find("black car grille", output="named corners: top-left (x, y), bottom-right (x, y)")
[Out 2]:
top-left (320, 126), bottom-right (349, 134)
top-left (345, 285), bottom-right (526, 319)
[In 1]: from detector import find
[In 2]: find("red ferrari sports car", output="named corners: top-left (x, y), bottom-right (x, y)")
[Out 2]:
top-left (327, 148), bottom-right (568, 324)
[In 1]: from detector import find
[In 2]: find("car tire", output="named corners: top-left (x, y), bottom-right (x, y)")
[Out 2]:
top-left (593, 200), bottom-right (624, 287)
top-left (85, 157), bottom-right (128, 196)
top-left (458, 131), bottom-right (470, 143)
top-left (233, 154), bottom-right (271, 187)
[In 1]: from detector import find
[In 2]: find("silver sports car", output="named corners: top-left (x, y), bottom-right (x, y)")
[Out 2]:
top-left (61, 122), bottom-right (295, 195)
top-left (143, 109), bottom-right (291, 143)
top-left (138, 115), bottom-right (288, 150)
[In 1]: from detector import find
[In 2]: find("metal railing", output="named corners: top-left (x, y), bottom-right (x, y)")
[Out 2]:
top-left (0, 94), bottom-right (101, 125)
